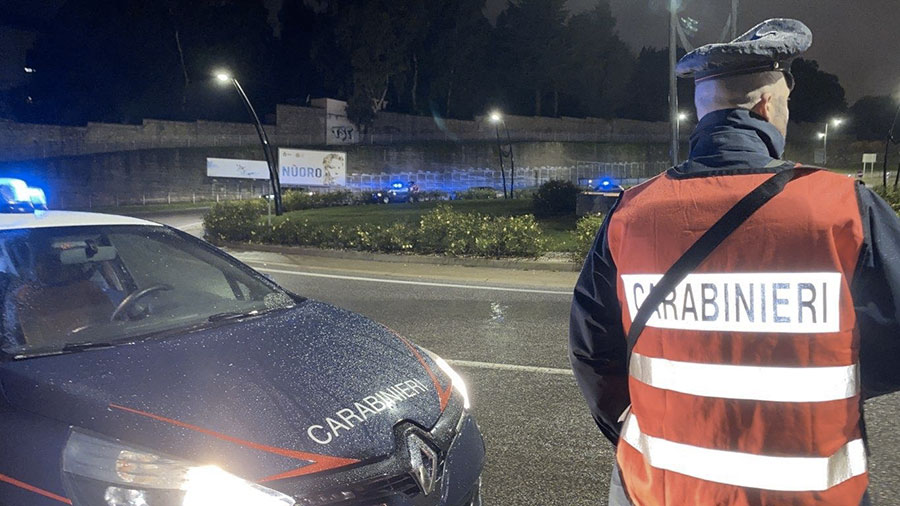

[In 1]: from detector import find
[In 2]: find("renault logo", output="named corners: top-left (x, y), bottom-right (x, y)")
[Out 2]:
top-left (407, 433), bottom-right (439, 496)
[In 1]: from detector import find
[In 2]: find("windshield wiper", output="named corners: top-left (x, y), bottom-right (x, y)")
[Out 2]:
top-left (207, 309), bottom-right (263, 322)
top-left (207, 305), bottom-right (295, 323)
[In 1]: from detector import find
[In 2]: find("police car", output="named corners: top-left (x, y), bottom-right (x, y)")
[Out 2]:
top-left (371, 182), bottom-right (419, 204)
top-left (0, 180), bottom-right (483, 506)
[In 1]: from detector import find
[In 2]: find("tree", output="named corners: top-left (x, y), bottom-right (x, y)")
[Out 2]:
top-left (276, 0), bottom-right (323, 104)
top-left (565, 2), bottom-right (634, 118)
top-left (332, 0), bottom-right (411, 125)
top-left (849, 95), bottom-right (900, 141)
top-left (788, 58), bottom-right (847, 123)
top-left (15, 0), bottom-right (276, 125)
top-left (617, 46), bottom-right (693, 122)
top-left (418, 0), bottom-right (495, 119)
top-left (495, 0), bottom-right (570, 116)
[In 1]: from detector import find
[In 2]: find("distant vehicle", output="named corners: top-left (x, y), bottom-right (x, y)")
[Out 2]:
top-left (592, 177), bottom-right (624, 193)
top-left (0, 179), bottom-right (484, 506)
top-left (372, 181), bottom-right (420, 204)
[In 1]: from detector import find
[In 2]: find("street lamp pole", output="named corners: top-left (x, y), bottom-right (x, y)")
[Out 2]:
top-left (216, 71), bottom-right (282, 215)
top-left (493, 123), bottom-right (508, 199)
top-left (668, 0), bottom-right (680, 166)
top-left (823, 122), bottom-right (829, 165)
top-left (505, 124), bottom-right (516, 199)
top-left (490, 110), bottom-right (510, 199)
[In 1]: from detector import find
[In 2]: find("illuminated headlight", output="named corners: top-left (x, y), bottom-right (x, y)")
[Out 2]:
top-left (426, 351), bottom-right (471, 410)
top-left (62, 429), bottom-right (294, 506)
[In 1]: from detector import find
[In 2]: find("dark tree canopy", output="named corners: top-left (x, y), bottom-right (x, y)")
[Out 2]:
top-left (3, 1), bottom-right (851, 128)
top-left (788, 58), bottom-right (847, 124)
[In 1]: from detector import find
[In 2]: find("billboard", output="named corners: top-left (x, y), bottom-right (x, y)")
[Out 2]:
top-left (278, 148), bottom-right (347, 187)
top-left (206, 158), bottom-right (270, 180)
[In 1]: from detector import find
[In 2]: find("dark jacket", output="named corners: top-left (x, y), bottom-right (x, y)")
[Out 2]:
top-left (569, 108), bottom-right (900, 445)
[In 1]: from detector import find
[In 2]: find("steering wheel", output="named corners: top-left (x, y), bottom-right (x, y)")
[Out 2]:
top-left (110, 284), bottom-right (173, 322)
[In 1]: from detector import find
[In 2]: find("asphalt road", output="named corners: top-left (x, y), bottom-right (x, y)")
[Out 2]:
top-left (152, 212), bottom-right (900, 506)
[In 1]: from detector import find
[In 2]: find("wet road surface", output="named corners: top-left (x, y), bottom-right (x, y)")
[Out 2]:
top-left (152, 213), bottom-right (900, 505)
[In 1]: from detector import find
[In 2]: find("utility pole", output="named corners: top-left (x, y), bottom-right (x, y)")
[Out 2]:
top-left (669, 0), bottom-right (679, 166)
top-left (731, 0), bottom-right (738, 39)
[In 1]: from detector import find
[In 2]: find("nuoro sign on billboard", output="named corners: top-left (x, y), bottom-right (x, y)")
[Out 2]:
top-left (278, 148), bottom-right (347, 187)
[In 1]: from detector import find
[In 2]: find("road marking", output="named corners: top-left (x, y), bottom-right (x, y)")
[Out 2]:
top-left (446, 359), bottom-right (574, 376)
top-left (177, 221), bottom-right (203, 230)
top-left (252, 266), bottom-right (572, 295)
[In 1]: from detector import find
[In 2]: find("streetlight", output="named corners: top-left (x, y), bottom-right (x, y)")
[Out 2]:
top-left (489, 110), bottom-right (516, 199)
top-left (677, 111), bottom-right (689, 122)
top-left (820, 117), bottom-right (844, 166)
top-left (213, 69), bottom-right (282, 215)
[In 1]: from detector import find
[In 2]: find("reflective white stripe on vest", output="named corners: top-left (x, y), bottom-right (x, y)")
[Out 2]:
top-left (621, 415), bottom-right (867, 492)
top-left (630, 352), bottom-right (859, 403)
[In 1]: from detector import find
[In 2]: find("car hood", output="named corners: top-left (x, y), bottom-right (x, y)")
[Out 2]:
top-left (0, 300), bottom-right (452, 483)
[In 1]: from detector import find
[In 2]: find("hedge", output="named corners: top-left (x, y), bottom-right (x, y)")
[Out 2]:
top-left (205, 200), bottom-right (545, 258)
top-left (533, 180), bottom-right (579, 217)
top-left (574, 213), bottom-right (606, 260)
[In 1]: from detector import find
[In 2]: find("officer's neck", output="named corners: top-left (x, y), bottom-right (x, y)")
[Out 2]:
top-left (687, 108), bottom-right (786, 170)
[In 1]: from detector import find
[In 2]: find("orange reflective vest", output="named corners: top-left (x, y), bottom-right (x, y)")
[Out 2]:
top-left (607, 169), bottom-right (867, 505)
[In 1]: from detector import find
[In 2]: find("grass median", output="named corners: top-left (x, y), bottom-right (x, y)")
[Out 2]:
top-left (270, 199), bottom-right (579, 252)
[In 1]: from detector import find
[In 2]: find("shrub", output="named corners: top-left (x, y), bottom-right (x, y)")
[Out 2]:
top-left (203, 199), bottom-right (266, 242)
top-left (417, 190), bottom-right (449, 201)
top-left (281, 189), bottom-right (352, 212)
top-left (874, 185), bottom-right (900, 213)
top-left (456, 187), bottom-right (500, 200)
top-left (418, 203), bottom-right (544, 257)
top-left (418, 204), bottom-right (480, 255)
top-left (353, 223), bottom-right (417, 252)
top-left (574, 213), bottom-right (606, 260)
top-left (473, 214), bottom-right (546, 258)
top-left (533, 180), bottom-right (579, 217)
top-left (209, 201), bottom-right (547, 258)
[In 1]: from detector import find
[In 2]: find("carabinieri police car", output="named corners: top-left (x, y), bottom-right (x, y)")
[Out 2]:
top-left (0, 180), bottom-right (483, 506)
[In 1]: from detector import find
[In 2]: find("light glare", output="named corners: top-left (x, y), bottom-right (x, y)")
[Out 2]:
top-left (183, 466), bottom-right (294, 506)
top-left (431, 354), bottom-right (470, 410)
top-left (488, 110), bottom-right (502, 123)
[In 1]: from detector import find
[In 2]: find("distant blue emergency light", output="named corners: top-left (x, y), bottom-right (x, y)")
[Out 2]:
top-left (391, 182), bottom-right (405, 189)
top-left (599, 177), bottom-right (614, 188)
top-left (0, 178), bottom-right (48, 212)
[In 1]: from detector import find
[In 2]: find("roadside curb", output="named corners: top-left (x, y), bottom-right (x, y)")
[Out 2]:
top-left (218, 241), bottom-right (581, 272)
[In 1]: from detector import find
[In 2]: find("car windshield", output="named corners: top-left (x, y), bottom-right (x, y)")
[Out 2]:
top-left (0, 225), bottom-right (295, 357)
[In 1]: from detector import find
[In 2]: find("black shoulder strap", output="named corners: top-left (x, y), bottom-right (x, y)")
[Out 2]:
top-left (625, 166), bottom-right (814, 361)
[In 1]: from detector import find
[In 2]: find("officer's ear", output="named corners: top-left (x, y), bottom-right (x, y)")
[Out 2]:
top-left (750, 92), bottom-right (775, 123)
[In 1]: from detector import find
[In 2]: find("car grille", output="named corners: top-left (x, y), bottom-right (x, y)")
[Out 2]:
top-left (294, 473), bottom-right (421, 506)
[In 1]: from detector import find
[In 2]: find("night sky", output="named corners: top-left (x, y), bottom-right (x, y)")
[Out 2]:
top-left (486, 0), bottom-right (900, 102)
top-left (2, 0), bottom-right (899, 103)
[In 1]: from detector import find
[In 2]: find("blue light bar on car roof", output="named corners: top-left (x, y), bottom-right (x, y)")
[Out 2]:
top-left (27, 187), bottom-right (47, 209)
top-left (0, 178), bottom-right (48, 212)
top-left (0, 178), bottom-right (29, 203)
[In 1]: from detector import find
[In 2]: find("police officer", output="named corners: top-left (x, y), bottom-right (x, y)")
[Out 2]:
top-left (569, 19), bottom-right (899, 506)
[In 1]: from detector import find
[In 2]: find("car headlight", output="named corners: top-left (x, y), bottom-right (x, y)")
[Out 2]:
top-left (426, 351), bottom-right (470, 410)
top-left (62, 429), bottom-right (295, 506)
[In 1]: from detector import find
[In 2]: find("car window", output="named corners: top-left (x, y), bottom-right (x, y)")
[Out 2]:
top-left (0, 225), bottom-right (295, 356)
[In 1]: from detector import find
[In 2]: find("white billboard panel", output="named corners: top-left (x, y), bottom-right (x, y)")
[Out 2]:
top-left (278, 148), bottom-right (347, 187)
top-left (206, 158), bottom-right (269, 180)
